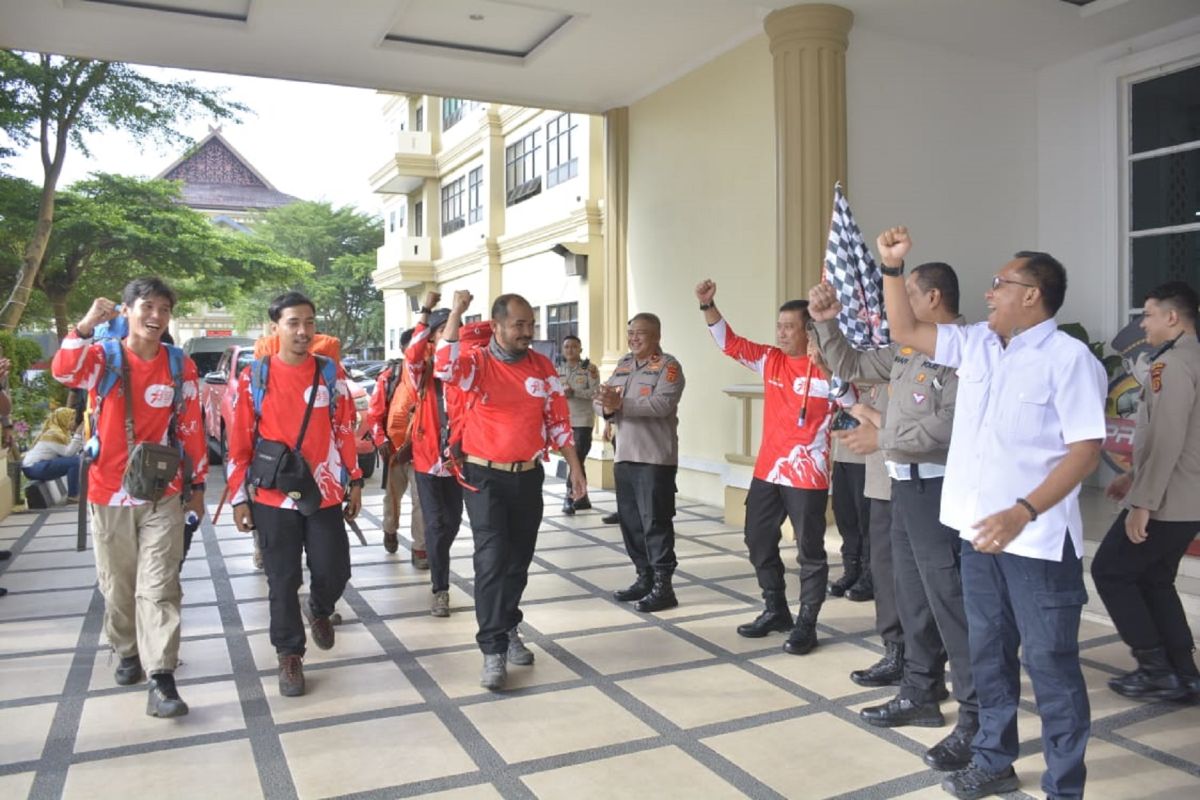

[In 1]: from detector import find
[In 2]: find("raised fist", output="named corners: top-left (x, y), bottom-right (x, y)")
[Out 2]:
top-left (695, 280), bottom-right (716, 306)
top-left (451, 290), bottom-right (473, 315)
top-left (422, 291), bottom-right (441, 311)
top-left (807, 282), bottom-right (842, 322)
top-left (876, 226), bottom-right (911, 267)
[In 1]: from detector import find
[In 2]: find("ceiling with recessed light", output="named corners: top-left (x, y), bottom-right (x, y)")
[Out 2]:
top-left (1, 0), bottom-right (1197, 112)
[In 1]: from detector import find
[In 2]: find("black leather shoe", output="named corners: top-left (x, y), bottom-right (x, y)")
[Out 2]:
top-left (573, 497), bottom-right (592, 510)
top-left (613, 573), bottom-right (654, 602)
top-left (115, 654), bottom-right (144, 686)
top-left (941, 764), bottom-right (1019, 799)
top-left (860, 695), bottom-right (945, 728)
top-left (737, 592), bottom-right (793, 638)
top-left (601, 512), bottom-right (619, 524)
top-left (827, 559), bottom-right (861, 598)
top-left (1109, 647), bottom-right (1188, 701)
top-left (845, 567), bottom-right (874, 602)
top-left (561, 499), bottom-right (575, 515)
top-left (146, 672), bottom-right (189, 718)
top-left (924, 719), bottom-right (978, 771)
top-left (783, 603), bottom-right (819, 655)
top-left (850, 641), bottom-right (903, 687)
top-left (634, 573), bottom-right (678, 613)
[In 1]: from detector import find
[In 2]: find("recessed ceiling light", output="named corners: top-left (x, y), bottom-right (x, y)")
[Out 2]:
top-left (469, 13), bottom-right (484, 21)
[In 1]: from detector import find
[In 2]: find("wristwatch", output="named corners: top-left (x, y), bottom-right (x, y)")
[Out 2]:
top-left (880, 262), bottom-right (904, 278)
top-left (349, 478), bottom-right (365, 489)
top-left (190, 482), bottom-right (206, 493)
top-left (418, 306), bottom-right (432, 315)
top-left (699, 302), bottom-right (714, 311)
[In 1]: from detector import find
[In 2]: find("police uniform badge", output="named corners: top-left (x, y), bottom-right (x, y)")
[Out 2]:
top-left (1150, 362), bottom-right (1165, 394)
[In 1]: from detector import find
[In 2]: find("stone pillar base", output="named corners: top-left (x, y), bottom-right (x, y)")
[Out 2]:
top-left (585, 454), bottom-right (615, 491)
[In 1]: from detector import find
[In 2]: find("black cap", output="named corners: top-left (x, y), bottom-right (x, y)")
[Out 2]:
top-left (428, 308), bottom-right (451, 332)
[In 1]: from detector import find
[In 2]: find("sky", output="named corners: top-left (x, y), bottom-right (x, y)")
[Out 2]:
top-left (4, 64), bottom-right (390, 216)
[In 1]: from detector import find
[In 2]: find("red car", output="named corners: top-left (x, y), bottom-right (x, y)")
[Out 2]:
top-left (199, 343), bottom-right (377, 478)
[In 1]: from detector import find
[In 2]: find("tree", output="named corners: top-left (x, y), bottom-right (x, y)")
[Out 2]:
top-left (0, 51), bottom-right (246, 330)
top-left (252, 201), bottom-right (384, 352)
top-left (0, 172), bottom-right (310, 337)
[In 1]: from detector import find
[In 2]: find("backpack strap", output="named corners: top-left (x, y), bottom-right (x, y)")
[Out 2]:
top-left (316, 355), bottom-right (339, 426)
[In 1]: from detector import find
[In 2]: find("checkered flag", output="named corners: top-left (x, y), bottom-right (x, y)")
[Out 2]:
top-left (824, 183), bottom-right (889, 348)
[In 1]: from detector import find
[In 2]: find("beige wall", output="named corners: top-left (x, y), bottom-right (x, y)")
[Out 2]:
top-left (627, 34), bottom-right (777, 501)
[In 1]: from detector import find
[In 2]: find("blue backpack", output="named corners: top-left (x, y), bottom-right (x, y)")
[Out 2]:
top-left (86, 337), bottom-right (187, 460)
top-left (248, 354), bottom-right (340, 426)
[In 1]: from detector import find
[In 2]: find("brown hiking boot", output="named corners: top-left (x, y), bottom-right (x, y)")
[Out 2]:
top-left (383, 531), bottom-right (399, 554)
top-left (310, 613), bottom-right (335, 650)
top-left (278, 654), bottom-right (305, 697)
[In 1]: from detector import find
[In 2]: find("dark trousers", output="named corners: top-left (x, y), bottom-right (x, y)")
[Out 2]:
top-left (254, 503), bottom-right (351, 656)
top-left (463, 462), bottom-right (544, 655)
top-left (614, 461), bottom-right (678, 574)
top-left (573, 426), bottom-right (593, 461)
top-left (1092, 510), bottom-right (1199, 654)
top-left (962, 537), bottom-right (1090, 799)
top-left (892, 478), bottom-right (975, 712)
top-left (414, 473), bottom-right (464, 593)
top-left (743, 477), bottom-right (829, 607)
top-left (831, 461), bottom-right (870, 562)
top-left (868, 498), bottom-right (903, 645)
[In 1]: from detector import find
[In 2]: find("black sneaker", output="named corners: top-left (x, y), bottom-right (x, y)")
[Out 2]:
top-left (115, 654), bottom-right (144, 686)
top-left (860, 695), bottom-right (945, 728)
top-left (941, 763), bottom-right (1019, 799)
top-left (601, 512), bottom-right (619, 524)
top-left (924, 719), bottom-right (978, 771)
top-left (146, 672), bottom-right (189, 718)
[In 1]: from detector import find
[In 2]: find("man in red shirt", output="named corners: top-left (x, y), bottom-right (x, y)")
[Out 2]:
top-left (227, 292), bottom-right (364, 698)
top-left (437, 290), bottom-right (587, 691)
top-left (53, 277), bottom-right (208, 718)
top-left (366, 334), bottom-right (426, 566)
top-left (404, 293), bottom-right (463, 618)
top-left (696, 279), bottom-right (839, 655)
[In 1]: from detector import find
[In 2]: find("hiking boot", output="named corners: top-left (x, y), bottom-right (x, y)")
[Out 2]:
top-left (507, 626), bottom-right (535, 666)
top-left (941, 764), bottom-right (1019, 799)
top-left (412, 549), bottom-right (430, 570)
top-left (115, 654), bottom-right (144, 686)
top-left (573, 497), bottom-right (592, 510)
top-left (613, 572), bottom-right (654, 602)
top-left (860, 695), bottom-right (945, 728)
top-left (924, 717), bottom-right (979, 771)
top-left (783, 603), bottom-right (820, 655)
top-left (383, 531), bottom-right (399, 554)
top-left (310, 612), bottom-right (335, 650)
top-left (850, 641), bottom-right (903, 687)
top-left (431, 590), bottom-right (450, 617)
top-left (601, 512), bottom-right (619, 524)
top-left (635, 572), bottom-right (679, 613)
top-left (827, 557), bottom-right (861, 597)
top-left (1109, 647), bottom-right (1188, 701)
top-left (737, 590), bottom-right (794, 638)
top-left (146, 672), bottom-right (189, 718)
top-left (845, 566), bottom-right (875, 602)
top-left (480, 653), bottom-right (507, 691)
top-left (278, 654), bottom-right (305, 697)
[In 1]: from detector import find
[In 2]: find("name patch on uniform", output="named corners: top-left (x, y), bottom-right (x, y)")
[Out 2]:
top-left (912, 392), bottom-right (926, 404)
top-left (1150, 362), bottom-right (1165, 394)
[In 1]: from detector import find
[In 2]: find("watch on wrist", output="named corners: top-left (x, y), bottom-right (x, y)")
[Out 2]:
top-left (880, 262), bottom-right (904, 278)
top-left (419, 306), bottom-right (432, 315)
top-left (349, 478), bottom-right (365, 489)
top-left (698, 302), bottom-right (714, 311)
top-left (190, 482), bottom-right (206, 492)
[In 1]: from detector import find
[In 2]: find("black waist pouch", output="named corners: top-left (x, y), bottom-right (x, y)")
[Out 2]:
top-left (249, 439), bottom-right (322, 516)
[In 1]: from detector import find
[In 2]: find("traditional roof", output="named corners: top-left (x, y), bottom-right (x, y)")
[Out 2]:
top-left (156, 129), bottom-right (298, 212)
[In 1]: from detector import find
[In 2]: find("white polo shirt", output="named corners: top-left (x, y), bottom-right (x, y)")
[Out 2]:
top-left (934, 318), bottom-right (1107, 561)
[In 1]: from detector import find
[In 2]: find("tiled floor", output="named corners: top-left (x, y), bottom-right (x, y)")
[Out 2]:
top-left (0, 481), bottom-right (1198, 799)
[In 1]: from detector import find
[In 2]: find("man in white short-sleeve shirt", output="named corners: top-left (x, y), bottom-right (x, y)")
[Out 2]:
top-left (879, 227), bottom-right (1106, 800)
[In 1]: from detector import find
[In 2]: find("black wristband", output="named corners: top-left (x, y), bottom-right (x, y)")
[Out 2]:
top-left (880, 262), bottom-right (904, 277)
top-left (349, 478), bottom-right (365, 489)
top-left (190, 482), bottom-right (206, 492)
top-left (1015, 497), bottom-right (1038, 521)
top-left (699, 302), bottom-right (714, 311)
top-left (419, 306), bottom-right (432, 315)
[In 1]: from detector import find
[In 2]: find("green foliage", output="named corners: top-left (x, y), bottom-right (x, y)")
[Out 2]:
top-left (0, 330), bottom-right (43, 373)
top-left (1058, 322), bottom-right (1122, 378)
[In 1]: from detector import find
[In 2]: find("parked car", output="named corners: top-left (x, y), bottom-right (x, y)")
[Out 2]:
top-left (200, 343), bottom-right (377, 479)
top-left (182, 335), bottom-right (255, 380)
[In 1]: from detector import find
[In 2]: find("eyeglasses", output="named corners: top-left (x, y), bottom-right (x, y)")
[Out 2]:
top-left (991, 275), bottom-right (1037, 291)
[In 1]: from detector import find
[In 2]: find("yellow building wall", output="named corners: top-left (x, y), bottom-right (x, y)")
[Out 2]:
top-left (626, 34), bottom-right (777, 502)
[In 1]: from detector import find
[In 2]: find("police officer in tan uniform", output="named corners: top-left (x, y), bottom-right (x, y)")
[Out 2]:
top-left (597, 313), bottom-right (686, 613)
top-left (1093, 281), bottom-right (1200, 702)
top-left (810, 263), bottom-right (978, 773)
top-left (558, 335), bottom-right (600, 515)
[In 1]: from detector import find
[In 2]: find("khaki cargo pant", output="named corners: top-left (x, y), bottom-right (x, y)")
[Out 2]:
top-left (91, 501), bottom-right (184, 674)
top-left (383, 461), bottom-right (426, 551)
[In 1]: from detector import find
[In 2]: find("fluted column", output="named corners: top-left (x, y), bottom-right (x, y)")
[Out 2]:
top-left (764, 4), bottom-right (853, 304)
top-left (601, 106), bottom-right (630, 368)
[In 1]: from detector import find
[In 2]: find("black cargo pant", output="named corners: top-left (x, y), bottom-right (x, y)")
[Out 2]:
top-left (463, 462), bottom-right (544, 655)
top-left (414, 473), bottom-right (463, 593)
top-left (614, 461), bottom-right (678, 575)
top-left (254, 503), bottom-right (350, 656)
top-left (868, 498), bottom-right (903, 646)
top-left (832, 460), bottom-right (870, 563)
top-left (744, 477), bottom-right (829, 607)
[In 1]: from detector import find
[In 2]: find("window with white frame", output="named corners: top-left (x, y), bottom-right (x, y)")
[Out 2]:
top-left (1125, 61), bottom-right (1200, 313)
top-left (441, 176), bottom-right (466, 235)
top-left (415, 105), bottom-right (424, 132)
top-left (506, 131), bottom-right (541, 206)
top-left (545, 113), bottom-right (578, 188)
top-left (468, 166), bottom-right (483, 224)
top-left (413, 201), bottom-right (424, 237)
top-left (388, 210), bottom-right (396, 234)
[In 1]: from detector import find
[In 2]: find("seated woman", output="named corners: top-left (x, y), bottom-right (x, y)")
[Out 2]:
top-left (22, 407), bottom-right (83, 502)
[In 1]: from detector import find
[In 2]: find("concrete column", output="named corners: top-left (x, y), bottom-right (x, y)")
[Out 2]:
top-left (601, 106), bottom-right (630, 368)
top-left (764, 4), bottom-right (853, 304)
top-left (482, 106), bottom-right (506, 301)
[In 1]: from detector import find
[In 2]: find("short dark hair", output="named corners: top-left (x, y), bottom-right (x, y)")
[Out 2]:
top-left (778, 299), bottom-right (811, 323)
top-left (1144, 281), bottom-right (1199, 326)
top-left (268, 291), bottom-right (316, 322)
top-left (399, 327), bottom-right (414, 349)
top-left (562, 334), bottom-right (582, 345)
top-left (1013, 251), bottom-right (1067, 315)
top-left (491, 293), bottom-right (532, 322)
top-left (912, 262), bottom-right (960, 314)
top-left (628, 312), bottom-right (661, 333)
top-left (122, 277), bottom-right (176, 311)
